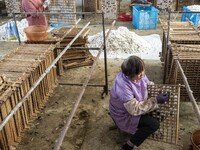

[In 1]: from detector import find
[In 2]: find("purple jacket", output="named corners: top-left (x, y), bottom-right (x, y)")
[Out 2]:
top-left (109, 72), bottom-right (150, 134)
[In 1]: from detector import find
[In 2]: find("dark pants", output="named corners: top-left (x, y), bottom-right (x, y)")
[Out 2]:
top-left (130, 115), bottom-right (159, 146)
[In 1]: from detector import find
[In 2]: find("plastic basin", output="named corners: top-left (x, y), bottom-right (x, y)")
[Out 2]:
top-left (24, 25), bottom-right (48, 41)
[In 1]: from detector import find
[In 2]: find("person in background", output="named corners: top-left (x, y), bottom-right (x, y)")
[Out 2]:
top-left (131, 0), bottom-right (149, 4)
top-left (109, 55), bottom-right (168, 150)
top-left (22, 0), bottom-right (50, 26)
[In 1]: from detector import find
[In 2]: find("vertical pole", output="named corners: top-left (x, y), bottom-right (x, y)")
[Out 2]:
top-left (176, 84), bottom-right (180, 145)
top-left (102, 12), bottom-right (108, 96)
top-left (12, 13), bottom-right (21, 45)
top-left (163, 11), bottom-right (171, 83)
top-left (118, 0), bottom-right (121, 15)
top-left (176, 0), bottom-right (179, 11)
top-left (82, 0), bottom-right (85, 19)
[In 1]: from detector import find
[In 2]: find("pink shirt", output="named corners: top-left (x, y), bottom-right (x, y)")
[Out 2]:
top-left (22, 0), bottom-right (47, 26)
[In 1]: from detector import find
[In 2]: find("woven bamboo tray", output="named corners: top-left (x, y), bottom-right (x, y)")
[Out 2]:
top-left (160, 20), bottom-right (200, 63)
top-left (148, 84), bottom-right (180, 145)
top-left (51, 27), bottom-right (93, 73)
top-left (167, 44), bottom-right (200, 101)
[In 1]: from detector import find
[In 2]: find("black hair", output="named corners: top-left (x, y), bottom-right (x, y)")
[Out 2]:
top-left (121, 55), bottom-right (145, 78)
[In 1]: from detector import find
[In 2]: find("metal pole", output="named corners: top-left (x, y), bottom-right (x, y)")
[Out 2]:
top-left (82, 0), bottom-right (85, 19)
top-left (118, 0), bottom-right (121, 15)
top-left (175, 84), bottom-right (181, 145)
top-left (176, 0), bottom-right (179, 11)
top-left (67, 47), bottom-right (100, 50)
top-left (12, 13), bottom-right (21, 45)
top-left (176, 60), bottom-right (200, 124)
top-left (0, 22), bottom-right (90, 131)
top-left (53, 20), bottom-right (116, 150)
top-left (14, 11), bottom-right (104, 15)
top-left (14, 11), bottom-right (200, 17)
top-left (102, 12), bottom-right (108, 96)
top-left (170, 11), bottom-right (200, 14)
top-left (59, 82), bottom-right (105, 87)
top-left (163, 11), bottom-right (171, 83)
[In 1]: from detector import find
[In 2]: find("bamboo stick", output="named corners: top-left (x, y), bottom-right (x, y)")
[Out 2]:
top-left (1, 103), bottom-right (12, 146)
top-left (0, 116), bottom-right (8, 150)
top-left (176, 85), bottom-right (181, 145)
top-left (12, 91), bottom-right (22, 139)
top-left (55, 49), bottom-right (64, 76)
top-left (53, 20), bottom-right (116, 150)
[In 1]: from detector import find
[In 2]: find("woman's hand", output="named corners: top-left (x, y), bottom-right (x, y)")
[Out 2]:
top-left (156, 93), bottom-right (169, 104)
top-left (149, 81), bottom-right (154, 85)
top-left (43, 0), bottom-right (50, 9)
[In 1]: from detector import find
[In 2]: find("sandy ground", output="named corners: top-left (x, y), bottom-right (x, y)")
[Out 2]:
top-left (0, 7), bottom-right (200, 150)
top-left (13, 58), bottom-right (198, 150)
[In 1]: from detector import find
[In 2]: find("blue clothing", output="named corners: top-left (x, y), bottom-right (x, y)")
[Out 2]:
top-left (109, 71), bottom-right (150, 134)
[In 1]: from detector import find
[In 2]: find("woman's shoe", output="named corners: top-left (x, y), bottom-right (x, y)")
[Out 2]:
top-left (118, 147), bottom-right (124, 150)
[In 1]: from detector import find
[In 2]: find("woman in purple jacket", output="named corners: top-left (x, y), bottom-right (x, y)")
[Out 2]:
top-left (22, 0), bottom-right (48, 26)
top-left (109, 55), bottom-right (168, 150)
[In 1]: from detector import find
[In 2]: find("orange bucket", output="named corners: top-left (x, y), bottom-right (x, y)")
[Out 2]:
top-left (24, 25), bottom-right (48, 41)
top-left (191, 129), bottom-right (200, 150)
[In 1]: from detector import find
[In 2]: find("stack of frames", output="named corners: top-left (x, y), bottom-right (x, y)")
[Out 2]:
top-left (0, 44), bottom-right (58, 149)
top-left (168, 44), bottom-right (200, 101)
top-left (160, 19), bottom-right (200, 101)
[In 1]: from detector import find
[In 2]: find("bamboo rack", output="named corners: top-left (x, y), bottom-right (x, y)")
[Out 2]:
top-left (167, 44), bottom-right (200, 102)
top-left (176, 60), bottom-right (200, 124)
top-left (159, 19), bottom-right (200, 63)
top-left (159, 17), bottom-right (200, 86)
top-left (0, 44), bottom-right (58, 149)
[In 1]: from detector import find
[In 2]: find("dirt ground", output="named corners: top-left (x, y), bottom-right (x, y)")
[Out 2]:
top-left (0, 6), bottom-right (200, 150)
